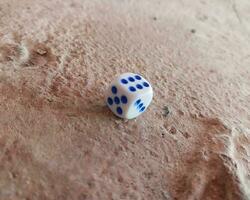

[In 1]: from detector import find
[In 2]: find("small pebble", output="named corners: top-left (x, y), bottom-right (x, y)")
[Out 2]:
top-left (163, 106), bottom-right (170, 117)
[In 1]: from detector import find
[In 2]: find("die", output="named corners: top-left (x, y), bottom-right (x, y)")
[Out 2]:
top-left (105, 73), bottom-right (153, 119)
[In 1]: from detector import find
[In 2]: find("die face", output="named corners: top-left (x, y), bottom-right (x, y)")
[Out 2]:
top-left (106, 73), bottom-right (153, 119)
top-left (105, 83), bottom-right (133, 118)
top-left (118, 73), bottom-right (153, 97)
top-left (126, 91), bottom-right (153, 119)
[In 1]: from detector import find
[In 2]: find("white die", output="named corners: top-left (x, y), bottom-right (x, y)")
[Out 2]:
top-left (105, 73), bottom-right (153, 119)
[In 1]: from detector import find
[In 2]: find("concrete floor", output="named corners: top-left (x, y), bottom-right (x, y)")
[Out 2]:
top-left (0, 0), bottom-right (250, 199)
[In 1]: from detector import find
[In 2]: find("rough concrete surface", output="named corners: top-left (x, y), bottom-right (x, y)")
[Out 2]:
top-left (0, 0), bottom-right (250, 199)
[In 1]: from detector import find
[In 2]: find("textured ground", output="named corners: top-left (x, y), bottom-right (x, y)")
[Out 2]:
top-left (0, 0), bottom-right (250, 199)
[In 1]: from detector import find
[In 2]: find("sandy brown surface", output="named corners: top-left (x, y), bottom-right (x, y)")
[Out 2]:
top-left (0, 0), bottom-right (250, 199)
